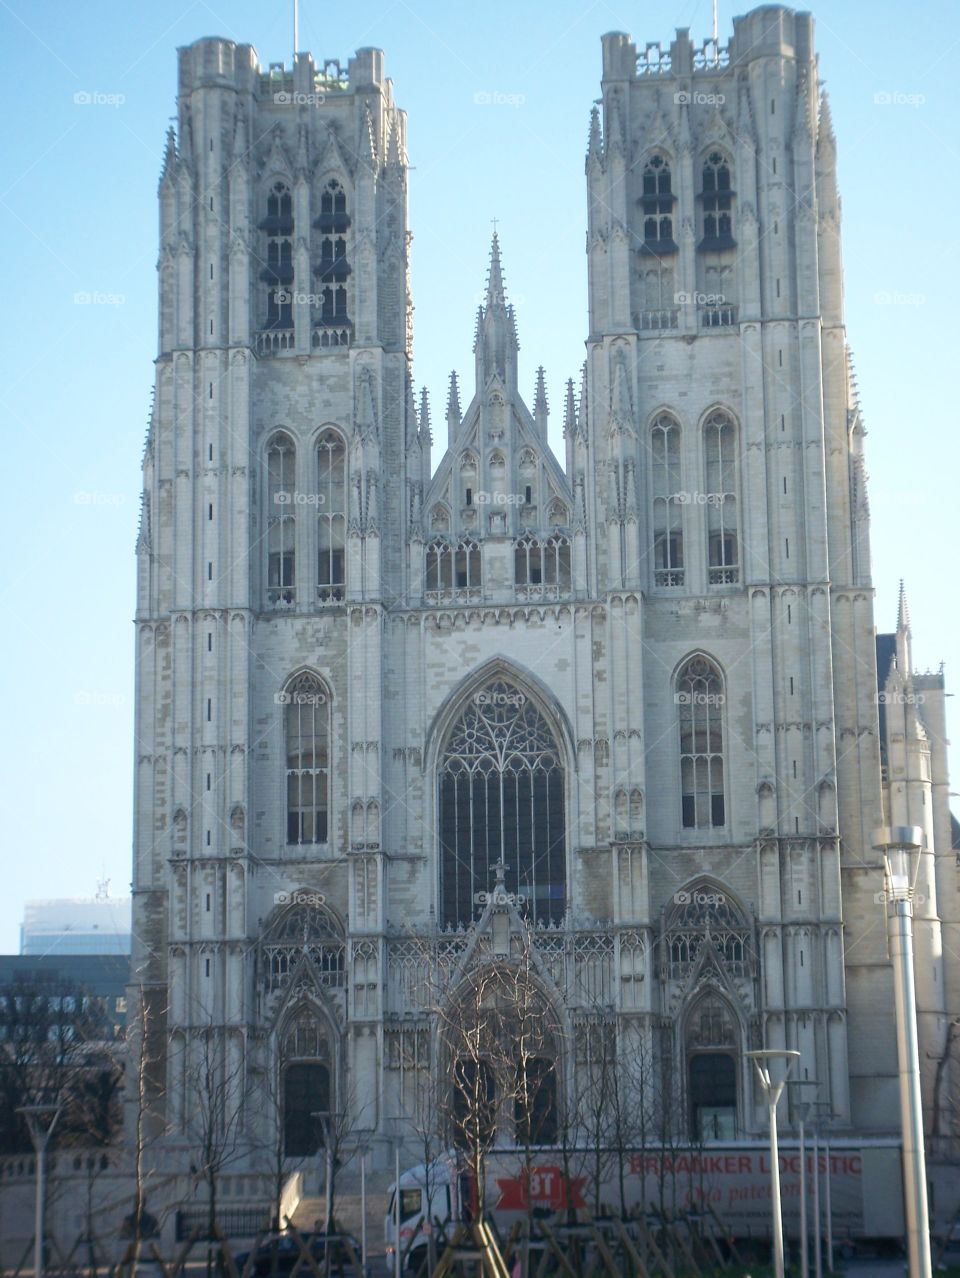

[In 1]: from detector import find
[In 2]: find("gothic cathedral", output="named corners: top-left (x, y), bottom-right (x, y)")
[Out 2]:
top-left (131, 6), bottom-right (959, 1182)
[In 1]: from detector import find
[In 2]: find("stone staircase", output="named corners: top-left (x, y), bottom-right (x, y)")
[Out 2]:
top-left (290, 1173), bottom-right (392, 1254)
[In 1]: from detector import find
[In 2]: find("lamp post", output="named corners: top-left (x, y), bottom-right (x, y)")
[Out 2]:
top-left (817, 1105), bottom-right (834, 1274)
top-left (746, 1049), bottom-right (800, 1278)
top-left (386, 1117), bottom-right (405, 1278)
top-left (871, 825), bottom-right (932, 1278)
top-left (358, 1144), bottom-right (369, 1276)
top-left (17, 1104), bottom-right (60, 1278)
top-left (789, 1082), bottom-right (819, 1278)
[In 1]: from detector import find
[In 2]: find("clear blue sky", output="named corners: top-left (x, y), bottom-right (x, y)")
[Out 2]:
top-left (0, 0), bottom-right (956, 952)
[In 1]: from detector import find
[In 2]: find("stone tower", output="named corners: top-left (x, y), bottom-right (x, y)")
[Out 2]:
top-left (131, 38), bottom-right (417, 1157)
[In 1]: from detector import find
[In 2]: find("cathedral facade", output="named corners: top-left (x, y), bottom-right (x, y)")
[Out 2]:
top-left (130, 5), bottom-right (959, 1179)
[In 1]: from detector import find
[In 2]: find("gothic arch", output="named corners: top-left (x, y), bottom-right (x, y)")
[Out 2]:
top-left (313, 170), bottom-right (351, 198)
top-left (275, 997), bottom-right (340, 1157)
top-left (696, 402), bottom-right (739, 432)
top-left (644, 404), bottom-right (683, 432)
top-left (425, 657), bottom-right (576, 776)
top-left (309, 421), bottom-right (348, 450)
top-left (264, 427), bottom-right (298, 457)
top-left (681, 986), bottom-right (744, 1138)
top-left (428, 664), bottom-right (573, 929)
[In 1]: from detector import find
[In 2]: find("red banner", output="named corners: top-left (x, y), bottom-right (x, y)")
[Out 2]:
top-left (495, 1166), bottom-right (587, 1212)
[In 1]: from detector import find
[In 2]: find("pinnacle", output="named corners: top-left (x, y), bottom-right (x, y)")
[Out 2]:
top-left (419, 386), bottom-right (432, 443)
top-left (446, 370), bottom-right (462, 422)
top-left (563, 378), bottom-right (577, 438)
top-left (897, 580), bottom-right (911, 633)
top-left (485, 231), bottom-right (507, 309)
top-left (818, 89), bottom-right (835, 142)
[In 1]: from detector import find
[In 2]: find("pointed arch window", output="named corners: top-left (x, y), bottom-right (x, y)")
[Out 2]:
top-left (703, 411), bottom-right (739, 584)
top-left (662, 883), bottom-right (751, 980)
top-left (438, 679), bottom-right (566, 927)
top-left (425, 540), bottom-right (453, 592)
top-left (651, 415), bottom-right (684, 587)
top-left (267, 433), bottom-right (296, 605)
top-left (313, 180), bottom-right (351, 336)
top-left (677, 657), bottom-right (725, 828)
top-left (454, 540), bottom-right (482, 590)
top-left (261, 899), bottom-right (346, 992)
top-left (261, 181), bottom-right (294, 329)
top-left (426, 540), bottom-right (481, 597)
top-left (284, 673), bottom-right (330, 845)
top-left (700, 152), bottom-right (735, 248)
top-left (640, 155), bottom-right (677, 253)
top-left (514, 535), bottom-right (571, 593)
top-left (316, 430), bottom-right (346, 601)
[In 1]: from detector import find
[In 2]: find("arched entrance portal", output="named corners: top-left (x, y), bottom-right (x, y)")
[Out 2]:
top-left (280, 1005), bottom-right (334, 1156)
top-left (284, 1060), bottom-right (330, 1156)
top-left (684, 991), bottom-right (741, 1139)
top-left (689, 1053), bottom-right (737, 1139)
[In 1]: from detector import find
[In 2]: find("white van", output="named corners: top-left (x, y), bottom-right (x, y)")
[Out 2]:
top-left (384, 1154), bottom-right (463, 1273)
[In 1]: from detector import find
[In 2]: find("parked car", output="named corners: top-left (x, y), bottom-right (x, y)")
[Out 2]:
top-left (234, 1231), bottom-right (362, 1276)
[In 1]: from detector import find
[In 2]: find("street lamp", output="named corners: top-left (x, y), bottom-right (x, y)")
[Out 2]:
top-left (746, 1049), bottom-right (800, 1278)
top-left (358, 1142), bottom-right (370, 1276)
top-left (871, 825), bottom-right (932, 1278)
top-left (789, 1081), bottom-right (819, 1278)
top-left (16, 1104), bottom-right (60, 1278)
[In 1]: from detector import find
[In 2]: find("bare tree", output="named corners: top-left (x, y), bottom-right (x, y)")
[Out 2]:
top-left (183, 1025), bottom-right (247, 1270)
top-left (119, 985), bottom-right (169, 1266)
top-left (428, 919), bottom-right (561, 1235)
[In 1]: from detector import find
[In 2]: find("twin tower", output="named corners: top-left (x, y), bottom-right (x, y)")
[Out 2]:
top-left (131, 7), bottom-right (958, 1177)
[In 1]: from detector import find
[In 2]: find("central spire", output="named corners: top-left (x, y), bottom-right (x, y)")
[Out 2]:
top-left (474, 232), bottom-right (519, 391)
top-left (486, 230), bottom-right (507, 309)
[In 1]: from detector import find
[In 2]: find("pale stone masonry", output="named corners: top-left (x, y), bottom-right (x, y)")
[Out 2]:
top-left (130, 5), bottom-right (959, 1190)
